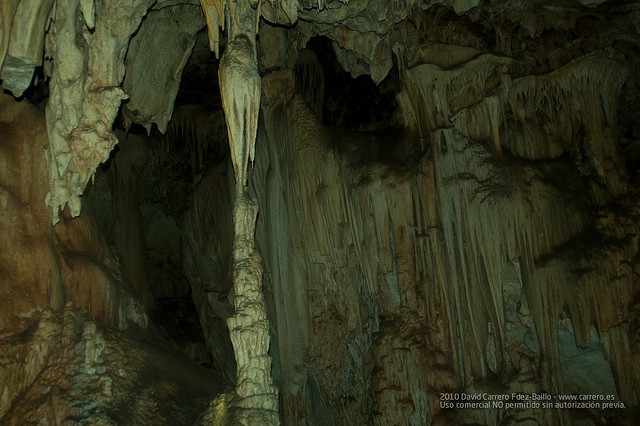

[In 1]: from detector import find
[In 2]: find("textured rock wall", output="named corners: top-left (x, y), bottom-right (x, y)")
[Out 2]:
top-left (246, 69), bottom-right (639, 425)
top-left (181, 4), bottom-right (640, 422)
top-left (2, 0), bottom-right (640, 424)
top-left (122, 4), bottom-right (205, 133)
top-left (242, 6), bottom-right (639, 422)
top-left (0, 91), bottom-right (224, 425)
top-left (0, 91), bottom-right (162, 423)
top-left (0, 92), bottom-right (147, 333)
top-left (1, 306), bottom-right (221, 425)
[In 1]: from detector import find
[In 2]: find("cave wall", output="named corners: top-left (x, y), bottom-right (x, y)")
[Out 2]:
top-left (246, 70), bottom-right (638, 424)
top-left (0, 92), bottom-right (147, 334)
top-left (0, 90), bottom-right (227, 424)
top-left (182, 4), bottom-right (640, 423)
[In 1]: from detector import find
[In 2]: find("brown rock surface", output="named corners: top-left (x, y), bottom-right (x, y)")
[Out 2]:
top-left (2, 1), bottom-right (640, 425)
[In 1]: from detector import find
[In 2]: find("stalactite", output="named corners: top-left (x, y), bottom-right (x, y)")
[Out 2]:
top-left (220, 34), bottom-right (261, 186)
top-left (45, 0), bottom-right (155, 223)
top-left (199, 0), bottom-right (226, 58)
top-left (106, 141), bottom-right (156, 313)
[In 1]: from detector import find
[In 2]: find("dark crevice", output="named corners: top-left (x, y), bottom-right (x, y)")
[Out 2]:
top-left (303, 36), bottom-right (401, 131)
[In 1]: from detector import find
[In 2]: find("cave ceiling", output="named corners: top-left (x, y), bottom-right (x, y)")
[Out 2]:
top-left (1, 0), bottom-right (639, 223)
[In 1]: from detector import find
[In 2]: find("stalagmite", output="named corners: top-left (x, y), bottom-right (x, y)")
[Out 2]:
top-left (206, 0), bottom-right (280, 423)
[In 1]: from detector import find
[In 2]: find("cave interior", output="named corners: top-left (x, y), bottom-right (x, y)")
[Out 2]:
top-left (1, 0), bottom-right (640, 424)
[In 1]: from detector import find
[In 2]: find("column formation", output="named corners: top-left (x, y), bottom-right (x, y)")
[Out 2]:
top-left (216, 1), bottom-right (280, 423)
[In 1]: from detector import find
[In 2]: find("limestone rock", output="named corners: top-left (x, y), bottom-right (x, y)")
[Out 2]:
top-left (44, 0), bottom-right (155, 223)
top-left (122, 4), bottom-right (205, 134)
top-left (0, 307), bottom-right (222, 425)
top-left (0, 91), bottom-right (146, 331)
top-left (1, 0), bottom-right (640, 425)
top-left (0, 0), bottom-right (54, 97)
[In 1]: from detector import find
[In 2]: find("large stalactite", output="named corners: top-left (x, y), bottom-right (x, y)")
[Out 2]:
top-left (44, 0), bottom-right (155, 223)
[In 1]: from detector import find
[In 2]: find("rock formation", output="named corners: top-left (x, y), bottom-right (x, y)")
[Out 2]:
top-left (216, 1), bottom-right (279, 423)
top-left (1, 0), bottom-right (640, 424)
